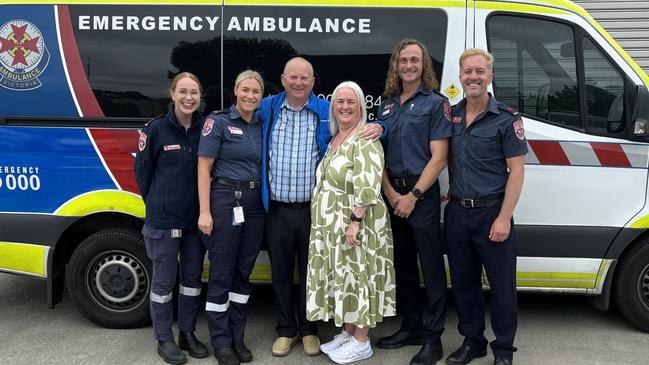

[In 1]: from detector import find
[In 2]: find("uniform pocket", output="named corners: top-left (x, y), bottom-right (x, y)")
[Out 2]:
top-left (452, 123), bottom-right (463, 136)
top-left (142, 225), bottom-right (164, 259)
top-left (403, 112), bottom-right (428, 136)
top-left (469, 128), bottom-right (499, 161)
top-left (142, 224), bottom-right (164, 239)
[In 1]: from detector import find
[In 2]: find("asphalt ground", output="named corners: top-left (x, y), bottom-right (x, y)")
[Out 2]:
top-left (0, 273), bottom-right (648, 365)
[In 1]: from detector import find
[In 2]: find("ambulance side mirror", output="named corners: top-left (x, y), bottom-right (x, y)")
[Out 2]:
top-left (630, 85), bottom-right (649, 141)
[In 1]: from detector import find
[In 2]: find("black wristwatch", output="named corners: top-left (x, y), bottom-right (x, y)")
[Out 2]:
top-left (410, 187), bottom-right (424, 200)
top-left (350, 213), bottom-right (363, 223)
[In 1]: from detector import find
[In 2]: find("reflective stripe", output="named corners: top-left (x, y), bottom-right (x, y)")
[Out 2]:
top-left (229, 292), bottom-right (249, 304)
top-left (206, 301), bottom-right (230, 312)
top-left (0, 241), bottom-right (49, 278)
top-left (150, 291), bottom-right (172, 304)
top-left (53, 189), bottom-right (145, 218)
top-left (179, 285), bottom-right (201, 296)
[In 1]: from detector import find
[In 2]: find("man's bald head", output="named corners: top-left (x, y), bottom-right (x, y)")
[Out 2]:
top-left (281, 57), bottom-right (315, 108)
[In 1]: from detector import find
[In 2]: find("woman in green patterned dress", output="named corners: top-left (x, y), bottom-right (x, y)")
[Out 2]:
top-left (306, 81), bottom-right (396, 364)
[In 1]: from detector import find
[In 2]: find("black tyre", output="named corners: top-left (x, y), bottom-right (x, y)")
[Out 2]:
top-left (614, 238), bottom-right (649, 332)
top-left (66, 228), bottom-right (152, 328)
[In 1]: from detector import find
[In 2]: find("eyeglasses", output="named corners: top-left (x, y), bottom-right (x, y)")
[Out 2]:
top-left (176, 89), bottom-right (201, 98)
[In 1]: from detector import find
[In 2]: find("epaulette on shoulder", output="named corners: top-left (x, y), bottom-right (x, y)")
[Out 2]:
top-left (431, 89), bottom-right (448, 99)
top-left (497, 102), bottom-right (518, 116)
top-left (211, 109), bottom-right (229, 115)
top-left (143, 114), bottom-right (164, 127)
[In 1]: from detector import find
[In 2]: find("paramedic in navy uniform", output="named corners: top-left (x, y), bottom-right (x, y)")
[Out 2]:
top-left (377, 38), bottom-right (452, 365)
top-left (444, 48), bottom-right (526, 365)
top-left (134, 72), bottom-right (209, 365)
top-left (197, 70), bottom-right (265, 365)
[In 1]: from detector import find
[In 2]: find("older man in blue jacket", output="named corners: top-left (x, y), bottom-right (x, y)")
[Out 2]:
top-left (257, 56), bottom-right (384, 358)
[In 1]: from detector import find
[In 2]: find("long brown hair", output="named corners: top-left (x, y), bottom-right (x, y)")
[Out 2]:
top-left (383, 39), bottom-right (438, 98)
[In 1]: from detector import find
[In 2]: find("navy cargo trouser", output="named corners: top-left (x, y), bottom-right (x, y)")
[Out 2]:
top-left (444, 199), bottom-right (518, 360)
top-left (202, 183), bottom-right (264, 349)
top-left (388, 180), bottom-right (447, 344)
top-left (142, 225), bottom-right (205, 342)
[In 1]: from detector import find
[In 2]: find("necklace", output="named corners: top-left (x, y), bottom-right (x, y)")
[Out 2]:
top-left (320, 126), bottom-right (357, 182)
top-left (331, 126), bottom-right (356, 152)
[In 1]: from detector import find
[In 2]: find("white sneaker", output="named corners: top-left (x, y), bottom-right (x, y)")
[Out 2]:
top-left (320, 330), bottom-right (352, 355)
top-left (327, 336), bottom-right (373, 364)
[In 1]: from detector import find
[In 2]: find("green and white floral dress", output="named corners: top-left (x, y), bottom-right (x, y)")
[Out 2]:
top-left (306, 134), bottom-right (396, 328)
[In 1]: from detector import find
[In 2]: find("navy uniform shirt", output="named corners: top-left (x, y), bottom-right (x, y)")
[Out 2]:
top-left (450, 94), bottom-right (528, 199)
top-left (134, 107), bottom-right (204, 229)
top-left (198, 105), bottom-right (262, 182)
top-left (378, 87), bottom-right (452, 178)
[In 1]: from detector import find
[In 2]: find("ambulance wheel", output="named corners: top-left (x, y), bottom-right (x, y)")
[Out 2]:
top-left (66, 228), bottom-right (152, 329)
top-left (614, 239), bottom-right (649, 332)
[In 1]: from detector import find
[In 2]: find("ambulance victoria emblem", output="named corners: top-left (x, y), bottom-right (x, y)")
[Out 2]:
top-left (0, 20), bottom-right (50, 91)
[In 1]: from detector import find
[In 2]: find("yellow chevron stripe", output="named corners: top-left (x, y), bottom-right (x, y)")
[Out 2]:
top-left (54, 190), bottom-right (145, 218)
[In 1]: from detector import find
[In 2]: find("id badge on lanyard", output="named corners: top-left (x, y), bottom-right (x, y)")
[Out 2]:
top-left (232, 190), bottom-right (245, 226)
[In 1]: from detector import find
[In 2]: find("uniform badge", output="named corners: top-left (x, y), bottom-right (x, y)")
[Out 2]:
top-left (443, 100), bottom-right (452, 122)
top-left (452, 116), bottom-right (462, 124)
top-left (228, 125), bottom-right (243, 135)
top-left (381, 109), bottom-right (391, 117)
top-left (138, 131), bottom-right (147, 151)
top-left (163, 144), bottom-right (181, 151)
top-left (202, 118), bottom-right (214, 136)
top-left (513, 119), bottom-right (525, 141)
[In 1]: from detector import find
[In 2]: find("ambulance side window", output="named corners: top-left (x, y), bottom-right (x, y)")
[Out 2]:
top-left (582, 37), bottom-right (627, 135)
top-left (70, 5), bottom-right (222, 118)
top-left (488, 14), bottom-right (629, 137)
top-left (221, 6), bottom-right (448, 120)
top-left (488, 15), bottom-right (580, 129)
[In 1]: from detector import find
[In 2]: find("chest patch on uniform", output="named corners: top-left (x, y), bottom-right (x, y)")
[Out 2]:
top-left (452, 116), bottom-right (462, 124)
top-left (163, 144), bottom-right (181, 151)
top-left (443, 100), bottom-right (452, 121)
top-left (513, 119), bottom-right (525, 141)
top-left (382, 109), bottom-right (391, 116)
top-left (138, 131), bottom-right (147, 151)
top-left (228, 125), bottom-right (243, 135)
top-left (202, 118), bottom-right (214, 136)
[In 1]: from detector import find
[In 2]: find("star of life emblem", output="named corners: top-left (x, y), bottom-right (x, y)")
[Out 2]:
top-left (0, 19), bottom-right (50, 91)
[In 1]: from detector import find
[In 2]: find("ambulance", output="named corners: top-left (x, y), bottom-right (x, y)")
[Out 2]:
top-left (1, 0), bottom-right (648, 332)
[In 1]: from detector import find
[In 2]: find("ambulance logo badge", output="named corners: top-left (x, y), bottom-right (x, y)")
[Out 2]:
top-left (443, 100), bottom-right (452, 121)
top-left (0, 20), bottom-right (50, 91)
top-left (513, 119), bottom-right (525, 141)
top-left (203, 118), bottom-right (214, 136)
top-left (138, 131), bottom-right (147, 151)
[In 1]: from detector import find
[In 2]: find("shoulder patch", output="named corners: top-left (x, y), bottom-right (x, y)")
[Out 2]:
top-left (138, 131), bottom-right (147, 151)
top-left (513, 118), bottom-right (525, 141)
top-left (443, 100), bottom-right (452, 122)
top-left (202, 118), bottom-right (215, 136)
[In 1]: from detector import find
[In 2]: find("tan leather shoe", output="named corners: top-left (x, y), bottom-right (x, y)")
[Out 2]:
top-left (302, 335), bottom-right (321, 356)
top-left (272, 336), bottom-right (297, 357)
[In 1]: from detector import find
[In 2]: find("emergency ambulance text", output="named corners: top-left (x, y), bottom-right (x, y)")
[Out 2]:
top-left (0, 166), bottom-right (41, 191)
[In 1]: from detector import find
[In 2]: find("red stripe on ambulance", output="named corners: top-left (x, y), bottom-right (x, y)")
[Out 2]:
top-left (590, 142), bottom-right (632, 168)
top-left (58, 5), bottom-right (104, 117)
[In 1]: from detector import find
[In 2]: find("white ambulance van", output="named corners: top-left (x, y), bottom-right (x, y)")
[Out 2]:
top-left (1, 0), bottom-right (648, 332)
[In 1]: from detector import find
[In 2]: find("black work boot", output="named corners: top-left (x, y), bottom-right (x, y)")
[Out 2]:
top-left (178, 331), bottom-right (209, 358)
top-left (233, 342), bottom-right (253, 362)
top-left (157, 341), bottom-right (187, 365)
top-left (214, 347), bottom-right (240, 365)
